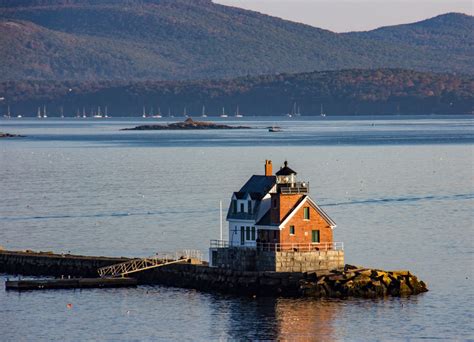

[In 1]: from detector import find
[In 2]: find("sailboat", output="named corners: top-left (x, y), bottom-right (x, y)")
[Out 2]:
top-left (93, 106), bottom-right (103, 118)
top-left (234, 106), bottom-right (243, 118)
top-left (43, 105), bottom-right (47, 118)
top-left (82, 107), bottom-right (87, 119)
top-left (37, 107), bottom-right (42, 119)
top-left (15, 106), bottom-right (23, 119)
top-left (142, 106), bottom-right (147, 118)
top-left (295, 105), bottom-right (301, 117)
top-left (287, 102), bottom-right (299, 118)
top-left (3, 105), bottom-right (11, 118)
top-left (75, 109), bottom-right (81, 118)
top-left (269, 124), bottom-right (282, 132)
top-left (201, 105), bottom-right (207, 118)
top-left (60, 106), bottom-right (65, 119)
top-left (151, 107), bottom-right (162, 118)
top-left (320, 104), bottom-right (326, 117)
top-left (220, 107), bottom-right (228, 118)
top-left (168, 108), bottom-right (173, 118)
top-left (104, 106), bottom-right (110, 118)
top-left (183, 106), bottom-right (188, 118)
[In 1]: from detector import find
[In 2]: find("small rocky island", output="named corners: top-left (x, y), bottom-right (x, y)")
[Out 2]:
top-left (0, 132), bottom-right (24, 138)
top-left (122, 118), bottom-right (251, 131)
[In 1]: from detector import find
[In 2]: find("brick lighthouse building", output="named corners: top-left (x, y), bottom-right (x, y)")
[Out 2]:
top-left (210, 160), bottom-right (344, 272)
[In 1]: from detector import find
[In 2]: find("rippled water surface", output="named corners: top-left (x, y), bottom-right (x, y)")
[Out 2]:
top-left (1, 117), bottom-right (473, 341)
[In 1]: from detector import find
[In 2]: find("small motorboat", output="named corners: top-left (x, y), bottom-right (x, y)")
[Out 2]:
top-left (268, 125), bottom-right (282, 132)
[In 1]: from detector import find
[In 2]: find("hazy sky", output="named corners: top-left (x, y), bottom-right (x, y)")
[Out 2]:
top-left (214, 0), bottom-right (473, 32)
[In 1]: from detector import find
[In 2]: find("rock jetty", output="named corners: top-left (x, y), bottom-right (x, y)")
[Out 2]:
top-left (122, 118), bottom-right (251, 130)
top-left (0, 250), bottom-right (428, 298)
top-left (300, 265), bottom-right (428, 298)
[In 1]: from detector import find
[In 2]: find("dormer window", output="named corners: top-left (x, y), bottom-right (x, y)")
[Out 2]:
top-left (232, 200), bottom-right (237, 213)
top-left (240, 203), bottom-right (244, 213)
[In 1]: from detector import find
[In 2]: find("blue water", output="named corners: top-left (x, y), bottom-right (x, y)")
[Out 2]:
top-left (0, 116), bottom-right (473, 340)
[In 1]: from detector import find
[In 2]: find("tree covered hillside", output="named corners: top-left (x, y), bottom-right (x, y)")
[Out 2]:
top-left (2, 69), bottom-right (472, 116)
top-left (0, 0), bottom-right (472, 81)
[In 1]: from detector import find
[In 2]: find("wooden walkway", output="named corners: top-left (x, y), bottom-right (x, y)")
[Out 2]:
top-left (97, 250), bottom-right (202, 278)
top-left (5, 277), bottom-right (137, 290)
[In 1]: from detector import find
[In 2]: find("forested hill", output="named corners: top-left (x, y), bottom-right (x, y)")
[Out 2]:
top-left (2, 69), bottom-right (472, 116)
top-left (0, 0), bottom-right (472, 81)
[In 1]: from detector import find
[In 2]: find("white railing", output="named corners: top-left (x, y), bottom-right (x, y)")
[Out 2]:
top-left (280, 182), bottom-right (310, 194)
top-left (210, 240), bottom-right (343, 252)
top-left (210, 240), bottom-right (230, 248)
top-left (97, 250), bottom-right (203, 278)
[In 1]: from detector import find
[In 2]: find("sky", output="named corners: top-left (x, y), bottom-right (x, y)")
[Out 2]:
top-left (214, 0), bottom-right (473, 32)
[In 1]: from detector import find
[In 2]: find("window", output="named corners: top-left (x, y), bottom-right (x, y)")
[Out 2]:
top-left (240, 203), bottom-right (244, 213)
top-left (251, 226), bottom-right (256, 240)
top-left (248, 200), bottom-right (252, 214)
top-left (290, 225), bottom-right (295, 235)
top-left (232, 200), bottom-right (237, 213)
top-left (303, 207), bottom-right (310, 220)
top-left (246, 226), bottom-right (250, 240)
top-left (312, 230), bottom-right (320, 243)
top-left (273, 198), bottom-right (277, 208)
top-left (273, 231), bottom-right (277, 239)
top-left (240, 226), bottom-right (245, 245)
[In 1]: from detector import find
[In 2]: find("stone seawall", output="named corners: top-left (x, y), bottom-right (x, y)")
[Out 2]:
top-left (0, 250), bottom-right (428, 298)
top-left (0, 250), bottom-right (304, 296)
top-left (0, 250), bottom-right (128, 278)
top-left (212, 247), bottom-right (344, 272)
top-left (136, 264), bottom-right (304, 296)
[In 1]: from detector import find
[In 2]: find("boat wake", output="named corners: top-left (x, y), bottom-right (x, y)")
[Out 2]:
top-left (321, 193), bottom-right (474, 207)
top-left (0, 208), bottom-right (208, 222)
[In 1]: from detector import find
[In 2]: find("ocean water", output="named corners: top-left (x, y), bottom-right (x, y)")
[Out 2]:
top-left (0, 116), bottom-right (473, 341)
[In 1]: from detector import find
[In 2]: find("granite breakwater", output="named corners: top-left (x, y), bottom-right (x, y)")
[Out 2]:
top-left (0, 250), bottom-right (428, 298)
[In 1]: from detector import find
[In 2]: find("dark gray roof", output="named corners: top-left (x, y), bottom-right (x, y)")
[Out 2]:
top-left (275, 161), bottom-right (297, 176)
top-left (227, 175), bottom-right (276, 221)
top-left (239, 175), bottom-right (276, 194)
top-left (233, 191), bottom-right (266, 201)
top-left (256, 209), bottom-right (273, 225)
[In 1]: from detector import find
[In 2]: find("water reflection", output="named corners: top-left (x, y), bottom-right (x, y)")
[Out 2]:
top-left (220, 297), bottom-right (339, 340)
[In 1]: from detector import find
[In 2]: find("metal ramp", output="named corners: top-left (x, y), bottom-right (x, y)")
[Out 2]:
top-left (97, 250), bottom-right (202, 278)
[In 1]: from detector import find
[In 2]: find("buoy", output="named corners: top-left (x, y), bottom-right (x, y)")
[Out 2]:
top-left (66, 303), bottom-right (73, 309)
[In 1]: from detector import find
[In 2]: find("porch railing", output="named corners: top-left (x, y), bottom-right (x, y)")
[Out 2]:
top-left (210, 240), bottom-right (343, 252)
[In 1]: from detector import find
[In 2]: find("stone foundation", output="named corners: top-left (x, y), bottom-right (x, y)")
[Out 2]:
top-left (0, 250), bottom-right (428, 298)
top-left (210, 247), bottom-right (344, 272)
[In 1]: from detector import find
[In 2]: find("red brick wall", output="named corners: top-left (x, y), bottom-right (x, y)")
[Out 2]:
top-left (270, 193), bottom-right (304, 224)
top-left (279, 203), bottom-right (333, 245)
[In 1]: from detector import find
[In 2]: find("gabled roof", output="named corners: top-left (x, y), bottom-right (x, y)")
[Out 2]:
top-left (239, 175), bottom-right (276, 194)
top-left (279, 195), bottom-right (337, 228)
top-left (227, 175), bottom-right (276, 221)
top-left (233, 191), bottom-right (266, 201)
top-left (256, 209), bottom-right (272, 226)
top-left (276, 161), bottom-right (297, 176)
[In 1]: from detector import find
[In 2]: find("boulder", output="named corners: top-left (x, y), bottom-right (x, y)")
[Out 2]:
top-left (300, 267), bottom-right (428, 298)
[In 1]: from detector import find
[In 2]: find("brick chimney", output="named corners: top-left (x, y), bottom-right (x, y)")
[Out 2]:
top-left (265, 160), bottom-right (273, 176)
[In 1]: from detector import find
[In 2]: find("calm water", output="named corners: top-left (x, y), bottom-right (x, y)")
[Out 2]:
top-left (1, 116), bottom-right (473, 341)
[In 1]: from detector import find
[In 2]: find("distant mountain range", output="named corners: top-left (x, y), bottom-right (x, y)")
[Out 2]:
top-left (0, 0), bottom-right (473, 81)
top-left (2, 69), bottom-right (472, 116)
